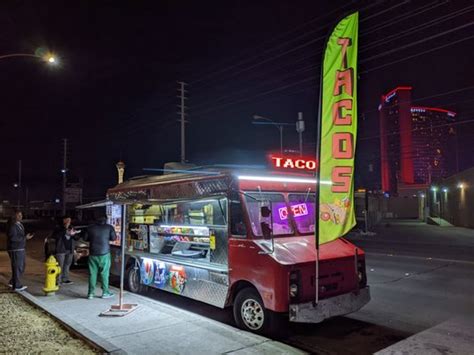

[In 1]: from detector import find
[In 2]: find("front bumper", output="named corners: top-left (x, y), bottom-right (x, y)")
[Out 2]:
top-left (289, 286), bottom-right (370, 323)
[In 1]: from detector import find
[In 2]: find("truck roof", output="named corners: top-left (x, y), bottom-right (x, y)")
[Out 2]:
top-left (108, 166), bottom-right (316, 194)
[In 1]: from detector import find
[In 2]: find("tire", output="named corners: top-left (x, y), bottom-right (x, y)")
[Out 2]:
top-left (126, 264), bottom-right (144, 293)
top-left (233, 287), bottom-right (274, 335)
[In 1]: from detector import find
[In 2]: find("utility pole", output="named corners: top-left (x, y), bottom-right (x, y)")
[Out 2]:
top-left (62, 138), bottom-right (68, 216)
top-left (177, 81), bottom-right (188, 163)
top-left (296, 112), bottom-right (305, 156)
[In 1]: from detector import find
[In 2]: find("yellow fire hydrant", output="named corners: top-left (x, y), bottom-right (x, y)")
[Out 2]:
top-left (43, 255), bottom-right (61, 296)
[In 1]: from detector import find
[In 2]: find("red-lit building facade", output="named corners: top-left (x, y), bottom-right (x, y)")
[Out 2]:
top-left (379, 86), bottom-right (456, 194)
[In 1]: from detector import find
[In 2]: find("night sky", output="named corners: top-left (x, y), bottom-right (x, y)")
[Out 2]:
top-left (1, 0), bottom-right (473, 202)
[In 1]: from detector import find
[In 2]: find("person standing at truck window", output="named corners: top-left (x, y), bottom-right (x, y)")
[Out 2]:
top-left (82, 216), bottom-right (117, 299)
top-left (53, 216), bottom-right (80, 285)
top-left (6, 211), bottom-right (34, 291)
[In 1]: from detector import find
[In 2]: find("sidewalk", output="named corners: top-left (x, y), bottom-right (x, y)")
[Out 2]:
top-left (375, 317), bottom-right (474, 355)
top-left (0, 252), bottom-right (305, 355)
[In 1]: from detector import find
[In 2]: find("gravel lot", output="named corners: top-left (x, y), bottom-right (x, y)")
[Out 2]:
top-left (0, 286), bottom-right (97, 354)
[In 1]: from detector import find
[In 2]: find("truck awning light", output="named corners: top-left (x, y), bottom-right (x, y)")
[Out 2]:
top-left (237, 175), bottom-right (332, 185)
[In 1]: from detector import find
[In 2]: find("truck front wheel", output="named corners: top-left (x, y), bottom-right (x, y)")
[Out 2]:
top-left (233, 287), bottom-right (272, 334)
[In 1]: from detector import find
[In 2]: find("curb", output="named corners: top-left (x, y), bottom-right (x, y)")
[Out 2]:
top-left (0, 275), bottom-right (125, 354)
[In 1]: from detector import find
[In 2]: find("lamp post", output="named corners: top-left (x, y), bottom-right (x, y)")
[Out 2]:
top-left (296, 112), bottom-right (305, 156)
top-left (252, 115), bottom-right (294, 154)
top-left (0, 53), bottom-right (57, 64)
top-left (1, 51), bottom-right (57, 212)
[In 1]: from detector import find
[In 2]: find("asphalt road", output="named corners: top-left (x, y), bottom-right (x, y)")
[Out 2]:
top-left (3, 219), bottom-right (473, 354)
top-left (346, 220), bottom-right (474, 335)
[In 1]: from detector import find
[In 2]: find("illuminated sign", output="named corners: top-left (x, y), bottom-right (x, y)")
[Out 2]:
top-left (271, 155), bottom-right (318, 171)
top-left (278, 203), bottom-right (309, 220)
top-left (291, 203), bottom-right (308, 217)
top-left (384, 91), bottom-right (396, 103)
top-left (411, 106), bottom-right (456, 117)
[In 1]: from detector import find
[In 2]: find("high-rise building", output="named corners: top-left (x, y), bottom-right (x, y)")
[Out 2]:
top-left (379, 86), bottom-right (456, 194)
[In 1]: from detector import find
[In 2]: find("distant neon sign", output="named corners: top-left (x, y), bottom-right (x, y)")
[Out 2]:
top-left (278, 203), bottom-right (309, 220)
top-left (271, 155), bottom-right (318, 171)
top-left (384, 91), bottom-right (396, 103)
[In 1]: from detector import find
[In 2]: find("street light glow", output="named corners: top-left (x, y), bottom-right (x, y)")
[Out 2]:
top-left (458, 183), bottom-right (465, 189)
top-left (431, 186), bottom-right (438, 192)
top-left (48, 56), bottom-right (56, 63)
top-left (442, 187), bottom-right (448, 193)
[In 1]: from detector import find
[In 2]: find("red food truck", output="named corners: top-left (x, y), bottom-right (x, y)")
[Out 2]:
top-left (105, 167), bottom-right (370, 334)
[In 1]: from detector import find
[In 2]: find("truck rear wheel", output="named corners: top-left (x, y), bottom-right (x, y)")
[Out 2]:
top-left (233, 287), bottom-right (272, 334)
top-left (126, 265), bottom-right (144, 293)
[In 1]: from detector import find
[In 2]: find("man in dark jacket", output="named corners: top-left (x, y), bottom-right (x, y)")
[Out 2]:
top-left (82, 216), bottom-right (117, 299)
top-left (7, 211), bottom-right (34, 291)
top-left (53, 216), bottom-right (80, 285)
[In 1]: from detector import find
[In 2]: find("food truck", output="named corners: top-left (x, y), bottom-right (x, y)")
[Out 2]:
top-left (105, 168), bottom-right (370, 334)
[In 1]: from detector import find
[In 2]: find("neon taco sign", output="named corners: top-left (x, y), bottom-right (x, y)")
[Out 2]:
top-left (271, 155), bottom-right (318, 171)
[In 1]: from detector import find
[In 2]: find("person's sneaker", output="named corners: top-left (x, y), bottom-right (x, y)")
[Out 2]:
top-left (87, 294), bottom-right (94, 300)
top-left (101, 292), bottom-right (114, 299)
top-left (14, 286), bottom-right (27, 292)
top-left (63, 280), bottom-right (74, 285)
top-left (8, 283), bottom-right (12, 288)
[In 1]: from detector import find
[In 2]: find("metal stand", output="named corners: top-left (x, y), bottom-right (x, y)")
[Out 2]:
top-left (101, 205), bottom-right (138, 317)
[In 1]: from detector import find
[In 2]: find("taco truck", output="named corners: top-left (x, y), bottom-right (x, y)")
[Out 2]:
top-left (100, 167), bottom-right (370, 334)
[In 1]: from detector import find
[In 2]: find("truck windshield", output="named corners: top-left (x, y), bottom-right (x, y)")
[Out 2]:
top-left (243, 192), bottom-right (293, 237)
top-left (288, 193), bottom-right (316, 234)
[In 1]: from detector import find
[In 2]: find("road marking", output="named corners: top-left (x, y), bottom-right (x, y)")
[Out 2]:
top-left (366, 252), bottom-right (474, 266)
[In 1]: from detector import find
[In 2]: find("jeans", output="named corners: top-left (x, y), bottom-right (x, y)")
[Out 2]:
top-left (88, 253), bottom-right (111, 296)
top-left (56, 253), bottom-right (74, 283)
top-left (8, 250), bottom-right (26, 289)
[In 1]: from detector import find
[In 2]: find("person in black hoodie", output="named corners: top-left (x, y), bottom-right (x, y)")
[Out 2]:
top-left (7, 211), bottom-right (34, 291)
top-left (52, 216), bottom-right (80, 285)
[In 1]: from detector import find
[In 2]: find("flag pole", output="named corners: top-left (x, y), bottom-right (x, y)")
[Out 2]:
top-left (314, 10), bottom-right (359, 305)
top-left (100, 204), bottom-right (138, 317)
top-left (314, 42), bottom-right (325, 306)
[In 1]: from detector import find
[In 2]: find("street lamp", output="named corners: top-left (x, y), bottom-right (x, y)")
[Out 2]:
top-left (252, 115), bottom-right (294, 154)
top-left (0, 52), bottom-right (58, 65)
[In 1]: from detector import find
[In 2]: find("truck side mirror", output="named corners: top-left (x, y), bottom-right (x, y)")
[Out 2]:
top-left (260, 221), bottom-right (272, 239)
top-left (260, 206), bottom-right (271, 218)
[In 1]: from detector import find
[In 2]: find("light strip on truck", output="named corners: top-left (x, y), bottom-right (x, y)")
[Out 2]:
top-left (237, 175), bottom-right (332, 185)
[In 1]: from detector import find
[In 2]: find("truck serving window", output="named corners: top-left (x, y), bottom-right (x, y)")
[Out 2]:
top-left (162, 198), bottom-right (227, 227)
top-left (243, 192), bottom-right (293, 237)
top-left (288, 193), bottom-right (316, 234)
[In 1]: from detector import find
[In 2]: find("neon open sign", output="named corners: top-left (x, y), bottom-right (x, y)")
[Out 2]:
top-left (278, 203), bottom-right (309, 220)
top-left (271, 156), bottom-right (318, 171)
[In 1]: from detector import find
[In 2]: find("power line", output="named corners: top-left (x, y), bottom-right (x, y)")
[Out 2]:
top-left (189, 4), bottom-right (471, 114)
top-left (190, 29), bottom-right (474, 118)
top-left (189, 1), bottom-right (440, 91)
top-left (361, 4), bottom-right (474, 53)
top-left (360, 34), bottom-right (474, 74)
top-left (188, 2), bottom-right (362, 87)
top-left (362, 21), bottom-right (474, 64)
top-left (107, 2), bottom-right (469, 141)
